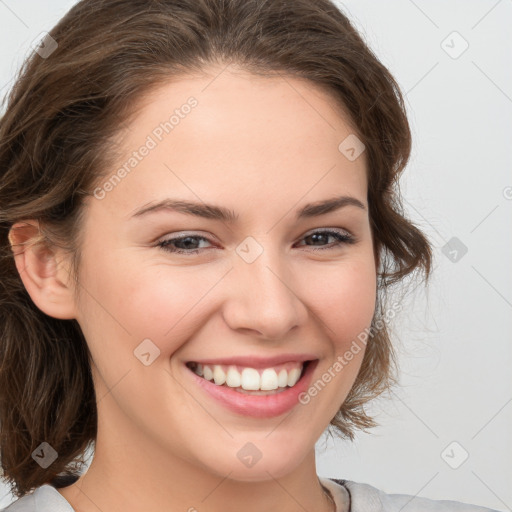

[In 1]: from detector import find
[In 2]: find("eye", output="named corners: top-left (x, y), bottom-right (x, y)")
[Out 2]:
top-left (157, 234), bottom-right (213, 255)
top-left (157, 229), bottom-right (356, 256)
top-left (295, 229), bottom-right (356, 251)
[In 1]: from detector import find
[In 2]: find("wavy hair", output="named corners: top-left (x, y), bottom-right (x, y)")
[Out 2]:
top-left (0, 0), bottom-right (432, 498)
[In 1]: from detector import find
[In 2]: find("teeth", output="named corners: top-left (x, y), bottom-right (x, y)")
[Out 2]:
top-left (241, 368), bottom-right (260, 390)
top-left (287, 367), bottom-right (301, 387)
top-left (213, 365), bottom-right (226, 385)
top-left (226, 365), bottom-right (241, 387)
top-left (203, 365), bottom-right (213, 381)
top-left (277, 369), bottom-right (288, 388)
top-left (260, 369), bottom-right (278, 390)
top-left (189, 361), bottom-right (306, 391)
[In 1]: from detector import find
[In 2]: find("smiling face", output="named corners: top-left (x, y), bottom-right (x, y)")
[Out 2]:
top-left (69, 65), bottom-right (377, 485)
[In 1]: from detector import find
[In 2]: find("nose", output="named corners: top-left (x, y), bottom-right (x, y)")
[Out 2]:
top-left (221, 244), bottom-right (308, 340)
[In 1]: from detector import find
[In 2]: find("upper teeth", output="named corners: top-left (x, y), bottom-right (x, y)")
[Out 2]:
top-left (190, 363), bottom-right (304, 391)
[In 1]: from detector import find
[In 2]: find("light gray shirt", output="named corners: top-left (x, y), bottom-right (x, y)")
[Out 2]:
top-left (1, 477), bottom-right (500, 511)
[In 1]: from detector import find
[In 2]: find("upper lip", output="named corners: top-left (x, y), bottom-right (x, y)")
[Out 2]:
top-left (186, 353), bottom-right (317, 369)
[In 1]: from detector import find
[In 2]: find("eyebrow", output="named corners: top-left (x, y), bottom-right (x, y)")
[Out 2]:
top-left (129, 195), bottom-right (366, 222)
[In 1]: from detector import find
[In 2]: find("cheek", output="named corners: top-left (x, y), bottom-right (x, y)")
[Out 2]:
top-left (74, 253), bottom-right (220, 401)
top-left (94, 258), bottom-right (225, 350)
top-left (300, 257), bottom-right (377, 345)
top-left (294, 258), bottom-right (376, 419)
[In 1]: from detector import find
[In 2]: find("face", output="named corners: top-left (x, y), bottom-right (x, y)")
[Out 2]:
top-left (71, 65), bottom-right (376, 482)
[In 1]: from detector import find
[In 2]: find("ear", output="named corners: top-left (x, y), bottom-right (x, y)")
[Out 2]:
top-left (8, 220), bottom-right (78, 320)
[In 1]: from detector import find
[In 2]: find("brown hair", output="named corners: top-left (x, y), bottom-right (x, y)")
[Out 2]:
top-left (0, 0), bottom-right (432, 499)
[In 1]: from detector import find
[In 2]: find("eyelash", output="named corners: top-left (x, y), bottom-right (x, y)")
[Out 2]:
top-left (156, 229), bottom-right (356, 255)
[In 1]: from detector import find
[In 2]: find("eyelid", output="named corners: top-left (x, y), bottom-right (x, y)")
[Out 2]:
top-left (301, 226), bottom-right (353, 238)
top-left (155, 230), bottom-right (217, 244)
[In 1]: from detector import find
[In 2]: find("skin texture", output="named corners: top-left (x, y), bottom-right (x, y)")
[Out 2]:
top-left (10, 65), bottom-right (377, 512)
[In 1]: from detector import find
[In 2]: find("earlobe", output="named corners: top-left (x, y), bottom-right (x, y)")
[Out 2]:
top-left (8, 221), bottom-right (78, 320)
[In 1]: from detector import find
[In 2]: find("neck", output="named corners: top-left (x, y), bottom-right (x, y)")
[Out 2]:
top-left (57, 413), bottom-right (336, 512)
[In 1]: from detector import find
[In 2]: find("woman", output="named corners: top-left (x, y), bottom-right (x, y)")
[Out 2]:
top-left (0, 0), bottom-right (499, 511)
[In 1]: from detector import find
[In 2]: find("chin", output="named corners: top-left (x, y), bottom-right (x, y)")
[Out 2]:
top-left (192, 435), bottom-right (313, 482)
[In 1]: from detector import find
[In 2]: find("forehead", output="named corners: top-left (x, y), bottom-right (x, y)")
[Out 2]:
top-left (94, 66), bottom-right (367, 219)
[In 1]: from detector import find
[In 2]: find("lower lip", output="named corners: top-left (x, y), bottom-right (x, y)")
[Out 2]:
top-left (186, 360), bottom-right (318, 418)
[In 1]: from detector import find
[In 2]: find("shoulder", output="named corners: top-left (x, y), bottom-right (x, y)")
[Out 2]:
top-left (0, 492), bottom-right (35, 512)
top-left (323, 477), bottom-right (501, 512)
top-left (0, 484), bottom-right (74, 512)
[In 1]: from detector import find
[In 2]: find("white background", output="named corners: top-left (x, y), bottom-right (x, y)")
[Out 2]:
top-left (0, 1), bottom-right (510, 510)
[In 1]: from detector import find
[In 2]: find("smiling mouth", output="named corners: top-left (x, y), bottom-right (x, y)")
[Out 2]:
top-left (185, 360), bottom-right (312, 394)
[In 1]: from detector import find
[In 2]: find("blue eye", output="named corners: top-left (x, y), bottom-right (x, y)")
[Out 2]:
top-left (157, 229), bottom-right (355, 255)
